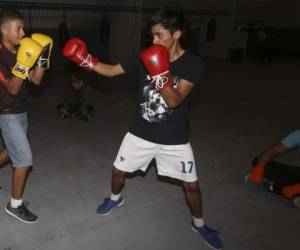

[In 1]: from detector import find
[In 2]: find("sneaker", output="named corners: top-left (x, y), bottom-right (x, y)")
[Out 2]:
top-left (245, 174), bottom-right (262, 187)
top-left (247, 165), bottom-right (265, 183)
top-left (191, 222), bottom-right (223, 250)
top-left (5, 202), bottom-right (38, 224)
top-left (293, 196), bottom-right (300, 208)
top-left (96, 197), bottom-right (124, 215)
top-left (245, 175), bottom-right (273, 190)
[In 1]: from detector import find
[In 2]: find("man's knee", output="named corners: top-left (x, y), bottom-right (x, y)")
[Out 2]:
top-left (113, 167), bottom-right (125, 178)
top-left (183, 181), bottom-right (200, 192)
top-left (0, 148), bottom-right (10, 167)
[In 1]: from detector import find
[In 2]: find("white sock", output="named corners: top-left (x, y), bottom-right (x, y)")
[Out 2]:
top-left (11, 197), bottom-right (23, 208)
top-left (110, 193), bottom-right (121, 201)
top-left (193, 216), bottom-right (205, 227)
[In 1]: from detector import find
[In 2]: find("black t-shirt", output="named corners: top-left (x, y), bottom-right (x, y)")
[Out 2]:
top-left (0, 42), bottom-right (28, 114)
top-left (121, 51), bottom-right (206, 145)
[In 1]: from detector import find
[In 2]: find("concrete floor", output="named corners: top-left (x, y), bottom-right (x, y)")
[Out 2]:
top-left (0, 61), bottom-right (300, 250)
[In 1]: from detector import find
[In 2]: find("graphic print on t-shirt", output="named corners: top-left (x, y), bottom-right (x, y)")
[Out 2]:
top-left (140, 74), bottom-right (179, 122)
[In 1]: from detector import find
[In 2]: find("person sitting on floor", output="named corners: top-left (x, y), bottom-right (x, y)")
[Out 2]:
top-left (57, 70), bottom-right (94, 121)
top-left (246, 129), bottom-right (300, 207)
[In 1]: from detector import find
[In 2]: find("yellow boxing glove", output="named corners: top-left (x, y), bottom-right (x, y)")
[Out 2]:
top-left (12, 37), bottom-right (43, 79)
top-left (31, 33), bottom-right (53, 69)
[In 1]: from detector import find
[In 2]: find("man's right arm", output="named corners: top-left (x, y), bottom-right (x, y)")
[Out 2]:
top-left (92, 62), bottom-right (124, 77)
top-left (0, 76), bottom-right (24, 96)
top-left (257, 143), bottom-right (287, 166)
top-left (258, 130), bottom-right (300, 165)
top-left (247, 142), bottom-right (287, 184)
top-left (0, 36), bottom-right (44, 95)
top-left (63, 37), bottom-right (125, 77)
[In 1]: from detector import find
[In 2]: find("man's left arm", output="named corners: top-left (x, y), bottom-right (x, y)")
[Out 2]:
top-left (159, 79), bottom-right (193, 108)
top-left (29, 67), bottom-right (45, 85)
top-left (140, 45), bottom-right (196, 108)
top-left (29, 33), bottom-right (53, 85)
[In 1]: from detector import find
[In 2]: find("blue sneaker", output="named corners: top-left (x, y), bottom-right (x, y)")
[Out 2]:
top-left (191, 222), bottom-right (223, 249)
top-left (96, 197), bottom-right (124, 215)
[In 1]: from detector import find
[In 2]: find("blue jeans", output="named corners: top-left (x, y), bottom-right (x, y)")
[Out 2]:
top-left (0, 113), bottom-right (32, 167)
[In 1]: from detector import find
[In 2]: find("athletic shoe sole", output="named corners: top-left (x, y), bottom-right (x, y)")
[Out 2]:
top-left (98, 199), bottom-right (124, 216)
top-left (5, 206), bottom-right (38, 224)
top-left (293, 196), bottom-right (300, 208)
top-left (191, 225), bottom-right (223, 250)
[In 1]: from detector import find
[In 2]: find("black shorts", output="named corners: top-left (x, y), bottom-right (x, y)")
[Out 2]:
top-left (253, 157), bottom-right (300, 194)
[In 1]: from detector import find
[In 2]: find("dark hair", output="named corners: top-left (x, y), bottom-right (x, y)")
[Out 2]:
top-left (149, 8), bottom-right (191, 49)
top-left (149, 8), bottom-right (190, 36)
top-left (0, 9), bottom-right (24, 25)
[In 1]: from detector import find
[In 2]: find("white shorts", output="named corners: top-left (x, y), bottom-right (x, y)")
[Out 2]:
top-left (113, 132), bottom-right (198, 182)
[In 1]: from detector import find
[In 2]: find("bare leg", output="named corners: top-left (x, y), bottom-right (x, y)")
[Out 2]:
top-left (183, 181), bottom-right (223, 249)
top-left (0, 148), bottom-right (9, 170)
top-left (182, 181), bottom-right (203, 218)
top-left (96, 167), bottom-right (126, 214)
top-left (12, 167), bottom-right (29, 199)
top-left (111, 167), bottom-right (126, 194)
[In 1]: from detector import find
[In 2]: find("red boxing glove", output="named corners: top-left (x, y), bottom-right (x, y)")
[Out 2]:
top-left (140, 44), bottom-right (174, 91)
top-left (63, 37), bottom-right (98, 71)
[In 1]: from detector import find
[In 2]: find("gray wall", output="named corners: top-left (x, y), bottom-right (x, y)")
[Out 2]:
top-left (5, 0), bottom-right (299, 67)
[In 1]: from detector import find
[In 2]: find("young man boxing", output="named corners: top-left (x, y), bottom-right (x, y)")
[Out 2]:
top-left (63, 8), bottom-right (223, 249)
top-left (0, 9), bottom-right (52, 223)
